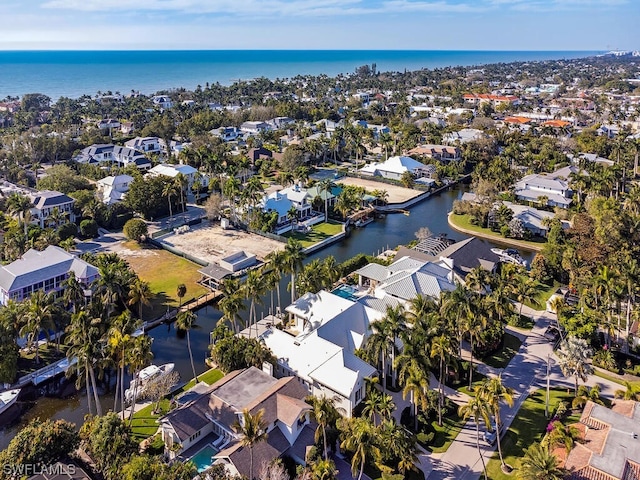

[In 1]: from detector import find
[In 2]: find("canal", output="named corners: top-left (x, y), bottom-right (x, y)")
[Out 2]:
top-left (0, 186), bottom-right (535, 448)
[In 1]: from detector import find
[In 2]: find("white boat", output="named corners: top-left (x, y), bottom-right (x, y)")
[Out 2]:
top-left (355, 217), bottom-right (374, 227)
top-left (125, 363), bottom-right (174, 402)
top-left (0, 389), bottom-right (20, 415)
top-left (491, 248), bottom-right (527, 267)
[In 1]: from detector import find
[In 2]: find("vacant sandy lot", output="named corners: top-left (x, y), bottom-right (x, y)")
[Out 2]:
top-left (160, 223), bottom-right (285, 264)
top-left (335, 177), bottom-right (423, 204)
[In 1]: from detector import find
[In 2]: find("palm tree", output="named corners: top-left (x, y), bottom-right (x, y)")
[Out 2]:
top-left (7, 192), bottom-right (33, 240)
top-left (162, 180), bottom-right (178, 224)
top-left (510, 279), bottom-right (542, 322)
top-left (309, 396), bottom-right (340, 460)
top-left (400, 367), bottom-right (430, 432)
top-left (218, 290), bottom-right (246, 333)
top-left (242, 269), bottom-right (266, 337)
top-left (458, 395), bottom-right (492, 480)
top-left (556, 335), bottom-right (594, 395)
top-left (232, 408), bottom-right (268, 480)
top-left (614, 380), bottom-right (640, 400)
top-left (338, 417), bottom-right (380, 480)
top-left (20, 290), bottom-right (55, 364)
top-left (317, 178), bottom-right (334, 222)
top-left (127, 334), bottom-right (154, 421)
top-left (128, 278), bottom-right (152, 321)
top-left (572, 384), bottom-right (604, 409)
top-left (176, 310), bottom-right (198, 384)
top-left (431, 333), bottom-right (456, 426)
top-left (517, 442), bottom-right (564, 480)
top-left (108, 311), bottom-right (139, 417)
top-left (476, 375), bottom-right (514, 471)
top-left (176, 283), bottom-right (187, 308)
top-left (464, 300), bottom-right (488, 391)
top-left (283, 238), bottom-right (304, 302)
top-left (264, 250), bottom-right (287, 317)
top-left (174, 173), bottom-right (189, 213)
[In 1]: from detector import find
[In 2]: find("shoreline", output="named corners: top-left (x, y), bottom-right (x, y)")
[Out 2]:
top-left (448, 212), bottom-right (543, 252)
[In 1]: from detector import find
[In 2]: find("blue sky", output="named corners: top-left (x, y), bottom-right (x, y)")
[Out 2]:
top-left (0, 0), bottom-right (636, 50)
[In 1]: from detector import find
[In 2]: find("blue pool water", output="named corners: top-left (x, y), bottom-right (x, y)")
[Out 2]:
top-left (332, 284), bottom-right (358, 301)
top-left (190, 445), bottom-right (219, 473)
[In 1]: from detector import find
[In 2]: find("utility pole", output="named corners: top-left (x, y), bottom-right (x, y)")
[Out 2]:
top-left (545, 354), bottom-right (551, 418)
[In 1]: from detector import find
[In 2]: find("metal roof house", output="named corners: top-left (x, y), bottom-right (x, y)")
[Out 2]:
top-left (0, 246), bottom-right (100, 305)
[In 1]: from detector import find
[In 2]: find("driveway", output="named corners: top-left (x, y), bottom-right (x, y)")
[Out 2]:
top-left (426, 304), bottom-right (622, 479)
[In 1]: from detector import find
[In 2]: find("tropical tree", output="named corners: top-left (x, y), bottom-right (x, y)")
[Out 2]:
top-left (162, 179), bottom-right (178, 224)
top-left (128, 278), bottom-right (152, 321)
top-left (232, 408), bottom-right (269, 480)
top-left (20, 290), bottom-right (55, 363)
top-left (572, 383), bottom-right (604, 409)
top-left (308, 396), bottom-right (341, 460)
top-left (176, 310), bottom-right (198, 384)
top-left (458, 395), bottom-right (492, 480)
top-left (108, 311), bottom-right (139, 417)
top-left (176, 283), bottom-right (187, 308)
top-left (431, 333), bottom-right (456, 426)
top-left (317, 178), bottom-right (334, 222)
top-left (476, 375), bottom-right (514, 471)
top-left (284, 238), bottom-right (305, 302)
top-left (242, 268), bottom-right (266, 337)
top-left (614, 380), bottom-right (640, 401)
top-left (556, 335), bottom-right (594, 395)
top-left (127, 334), bottom-right (154, 421)
top-left (338, 417), bottom-right (381, 480)
top-left (516, 442), bottom-right (564, 480)
top-left (510, 279), bottom-right (543, 320)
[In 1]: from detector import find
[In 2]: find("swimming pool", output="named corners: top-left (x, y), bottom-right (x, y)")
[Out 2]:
top-left (332, 284), bottom-right (359, 301)
top-left (189, 444), bottom-right (219, 473)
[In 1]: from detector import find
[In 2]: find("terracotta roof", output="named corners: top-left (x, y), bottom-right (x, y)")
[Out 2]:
top-left (612, 399), bottom-right (636, 418)
top-left (541, 120), bottom-right (571, 128)
top-left (504, 116), bottom-right (532, 124)
top-left (566, 465), bottom-right (620, 480)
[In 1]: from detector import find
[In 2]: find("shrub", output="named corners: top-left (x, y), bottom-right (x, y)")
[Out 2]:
top-left (79, 219), bottom-right (99, 238)
top-left (123, 218), bottom-right (149, 242)
top-left (56, 222), bottom-right (78, 240)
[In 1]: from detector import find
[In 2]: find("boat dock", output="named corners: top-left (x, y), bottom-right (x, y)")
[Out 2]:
top-left (13, 356), bottom-right (78, 388)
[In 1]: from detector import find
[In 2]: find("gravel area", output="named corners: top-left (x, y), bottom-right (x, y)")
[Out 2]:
top-left (160, 223), bottom-right (285, 264)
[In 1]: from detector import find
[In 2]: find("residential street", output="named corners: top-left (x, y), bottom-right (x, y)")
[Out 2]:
top-left (424, 304), bottom-right (623, 480)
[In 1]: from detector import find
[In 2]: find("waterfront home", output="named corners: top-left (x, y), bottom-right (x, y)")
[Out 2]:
top-left (513, 165), bottom-right (577, 208)
top-left (125, 136), bottom-right (163, 155)
top-left (160, 367), bottom-right (315, 477)
top-left (0, 245), bottom-right (99, 305)
top-left (497, 201), bottom-right (569, 237)
top-left (359, 155), bottom-right (434, 180)
top-left (247, 289), bottom-right (382, 416)
top-left (563, 400), bottom-right (640, 479)
top-left (258, 185), bottom-right (324, 235)
top-left (28, 190), bottom-right (75, 228)
top-left (96, 174), bottom-right (133, 205)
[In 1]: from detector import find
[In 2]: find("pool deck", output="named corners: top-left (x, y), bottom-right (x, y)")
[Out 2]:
top-left (178, 432), bottom-right (220, 463)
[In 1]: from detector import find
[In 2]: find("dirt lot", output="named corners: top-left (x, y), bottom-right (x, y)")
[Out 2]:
top-left (335, 177), bottom-right (423, 204)
top-left (160, 223), bottom-right (285, 264)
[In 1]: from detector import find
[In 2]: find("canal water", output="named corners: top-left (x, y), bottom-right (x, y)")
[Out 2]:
top-left (0, 186), bottom-right (535, 448)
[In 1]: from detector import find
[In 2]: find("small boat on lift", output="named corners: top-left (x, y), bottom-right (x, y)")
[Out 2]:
top-left (0, 389), bottom-right (20, 416)
top-left (355, 217), bottom-right (374, 227)
top-left (125, 363), bottom-right (174, 402)
top-left (491, 248), bottom-right (527, 267)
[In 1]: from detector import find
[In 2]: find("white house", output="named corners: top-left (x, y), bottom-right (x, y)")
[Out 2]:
top-left (152, 95), bottom-right (173, 109)
top-left (147, 164), bottom-right (207, 190)
top-left (112, 146), bottom-right (152, 170)
top-left (443, 128), bottom-right (488, 144)
top-left (96, 174), bottom-right (134, 205)
top-left (259, 185), bottom-right (323, 234)
top-left (125, 136), bottom-right (163, 155)
top-left (0, 246), bottom-right (100, 305)
top-left (210, 126), bottom-right (241, 142)
top-left (240, 121), bottom-right (271, 135)
top-left (513, 165), bottom-right (578, 208)
top-left (359, 155), bottom-right (434, 180)
top-left (29, 190), bottom-right (75, 228)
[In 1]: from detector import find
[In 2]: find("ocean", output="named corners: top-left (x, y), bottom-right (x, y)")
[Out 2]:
top-left (0, 50), bottom-right (601, 101)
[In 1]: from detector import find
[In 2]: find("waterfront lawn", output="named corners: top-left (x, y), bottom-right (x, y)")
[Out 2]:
top-left (485, 388), bottom-right (581, 480)
top-left (130, 368), bottom-right (224, 441)
top-left (17, 343), bottom-right (68, 378)
top-left (122, 241), bottom-right (208, 319)
top-left (449, 214), bottom-right (545, 249)
top-left (282, 220), bottom-right (343, 248)
top-left (482, 333), bottom-right (522, 370)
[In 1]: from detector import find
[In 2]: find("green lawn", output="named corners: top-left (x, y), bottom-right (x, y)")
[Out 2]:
top-left (523, 280), bottom-right (561, 310)
top-left (485, 388), bottom-right (581, 480)
top-left (283, 220), bottom-right (343, 248)
top-left (449, 214), bottom-right (545, 250)
top-left (129, 368), bottom-right (223, 441)
top-left (482, 333), bottom-right (522, 370)
top-left (122, 241), bottom-right (208, 319)
top-left (427, 412), bottom-right (467, 453)
top-left (593, 369), bottom-right (625, 385)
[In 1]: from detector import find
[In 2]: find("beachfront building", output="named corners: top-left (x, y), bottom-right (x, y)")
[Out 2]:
top-left (359, 155), bottom-right (434, 180)
top-left (29, 190), bottom-right (76, 228)
top-left (96, 174), bottom-right (134, 205)
top-left (160, 367), bottom-right (315, 477)
top-left (0, 246), bottom-right (100, 305)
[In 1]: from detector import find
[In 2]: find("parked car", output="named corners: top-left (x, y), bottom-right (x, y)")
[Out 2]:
top-left (543, 326), bottom-right (562, 342)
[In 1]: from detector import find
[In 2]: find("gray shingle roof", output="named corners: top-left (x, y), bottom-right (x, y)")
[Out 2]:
top-left (30, 190), bottom-right (74, 209)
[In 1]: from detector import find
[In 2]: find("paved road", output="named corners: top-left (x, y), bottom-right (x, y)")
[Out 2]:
top-left (425, 304), bottom-right (622, 480)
